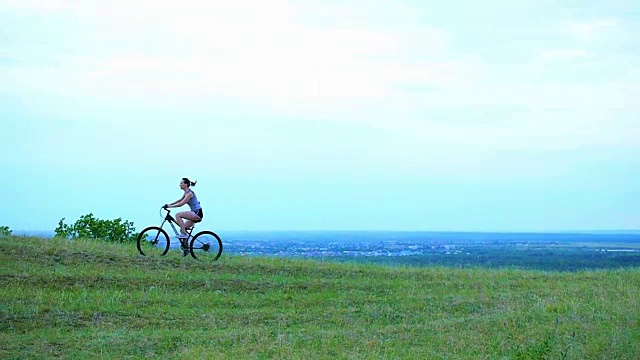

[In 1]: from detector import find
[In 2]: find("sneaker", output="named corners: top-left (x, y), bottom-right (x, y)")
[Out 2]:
top-left (177, 233), bottom-right (188, 239)
top-left (182, 249), bottom-right (190, 257)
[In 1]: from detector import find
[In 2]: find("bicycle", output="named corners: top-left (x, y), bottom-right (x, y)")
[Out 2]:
top-left (136, 207), bottom-right (223, 261)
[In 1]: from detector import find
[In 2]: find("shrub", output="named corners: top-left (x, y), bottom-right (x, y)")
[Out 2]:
top-left (0, 226), bottom-right (11, 237)
top-left (55, 213), bottom-right (138, 243)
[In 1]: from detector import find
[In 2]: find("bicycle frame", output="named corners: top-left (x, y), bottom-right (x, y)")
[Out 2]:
top-left (160, 208), bottom-right (195, 238)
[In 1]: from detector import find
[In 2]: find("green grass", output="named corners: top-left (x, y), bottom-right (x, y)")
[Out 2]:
top-left (1, 236), bottom-right (639, 359)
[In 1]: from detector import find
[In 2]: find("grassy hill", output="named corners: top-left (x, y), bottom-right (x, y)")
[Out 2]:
top-left (1, 236), bottom-right (639, 359)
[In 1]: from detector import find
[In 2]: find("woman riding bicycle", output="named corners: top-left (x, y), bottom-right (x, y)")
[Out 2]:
top-left (163, 177), bottom-right (203, 239)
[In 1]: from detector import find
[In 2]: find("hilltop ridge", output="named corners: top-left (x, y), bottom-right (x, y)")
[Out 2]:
top-left (1, 236), bottom-right (639, 359)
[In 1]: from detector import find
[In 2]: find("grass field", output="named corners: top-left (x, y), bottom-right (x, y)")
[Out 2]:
top-left (1, 236), bottom-right (639, 359)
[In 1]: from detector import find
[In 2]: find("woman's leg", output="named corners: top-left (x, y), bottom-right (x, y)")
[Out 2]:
top-left (176, 211), bottom-right (202, 235)
top-left (184, 220), bottom-right (194, 230)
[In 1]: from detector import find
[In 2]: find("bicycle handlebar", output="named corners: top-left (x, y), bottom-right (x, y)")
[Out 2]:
top-left (159, 206), bottom-right (170, 219)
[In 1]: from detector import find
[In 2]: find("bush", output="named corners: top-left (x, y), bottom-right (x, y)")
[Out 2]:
top-left (55, 213), bottom-right (138, 243)
top-left (0, 226), bottom-right (11, 237)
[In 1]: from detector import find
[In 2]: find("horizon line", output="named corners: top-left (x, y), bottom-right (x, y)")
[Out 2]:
top-left (12, 228), bottom-right (640, 235)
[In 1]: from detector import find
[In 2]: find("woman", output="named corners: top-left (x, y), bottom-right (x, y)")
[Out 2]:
top-left (164, 178), bottom-right (203, 239)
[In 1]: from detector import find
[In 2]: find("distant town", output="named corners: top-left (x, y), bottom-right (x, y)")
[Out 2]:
top-left (218, 231), bottom-right (640, 271)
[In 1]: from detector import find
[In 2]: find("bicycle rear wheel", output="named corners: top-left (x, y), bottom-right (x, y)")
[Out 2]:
top-left (137, 226), bottom-right (170, 257)
top-left (189, 230), bottom-right (223, 262)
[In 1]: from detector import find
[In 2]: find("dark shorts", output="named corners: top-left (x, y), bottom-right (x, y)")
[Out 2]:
top-left (193, 208), bottom-right (203, 221)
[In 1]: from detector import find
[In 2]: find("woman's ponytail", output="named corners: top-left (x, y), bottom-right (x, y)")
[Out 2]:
top-left (182, 177), bottom-right (197, 187)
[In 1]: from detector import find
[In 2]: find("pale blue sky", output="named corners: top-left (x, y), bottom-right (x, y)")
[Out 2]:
top-left (1, 0), bottom-right (639, 232)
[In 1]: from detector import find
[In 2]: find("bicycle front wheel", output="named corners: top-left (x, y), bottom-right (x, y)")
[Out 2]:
top-left (137, 226), bottom-right (170, 257)
top-left (190, 231), bottom-right (223, 261)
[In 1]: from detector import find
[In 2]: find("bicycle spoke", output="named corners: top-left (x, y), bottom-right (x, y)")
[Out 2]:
top-left (137, 226), bottom-right (170, 257)
top-left (190, 231), bottom-right (223, 262)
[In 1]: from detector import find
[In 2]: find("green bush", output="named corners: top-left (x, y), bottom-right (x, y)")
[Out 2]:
top-left (0, 226), bottom-right (11, 237)
top-left (55, 213), bottom-right (137, 243)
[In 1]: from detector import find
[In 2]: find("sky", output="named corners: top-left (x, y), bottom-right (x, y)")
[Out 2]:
top-left (1, 0), bottom-right (639, 232)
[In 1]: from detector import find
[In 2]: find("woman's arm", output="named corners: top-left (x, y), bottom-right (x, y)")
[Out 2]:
top-left (165, 197), bottom-right (181, 207)
top-left (165, 192), bottom-right (193, 208)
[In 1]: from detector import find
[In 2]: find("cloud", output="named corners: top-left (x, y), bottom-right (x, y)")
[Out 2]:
top-left (3, 0), bottom-right (73, 12)
top-left (539, 49), bottom-right (590, 60)
top-left (0, 0), bottom-right (470, 104)
top-left (2, 1), bottom-right (638, 154)
top-left (564, 18), bottom-right (619, 40)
